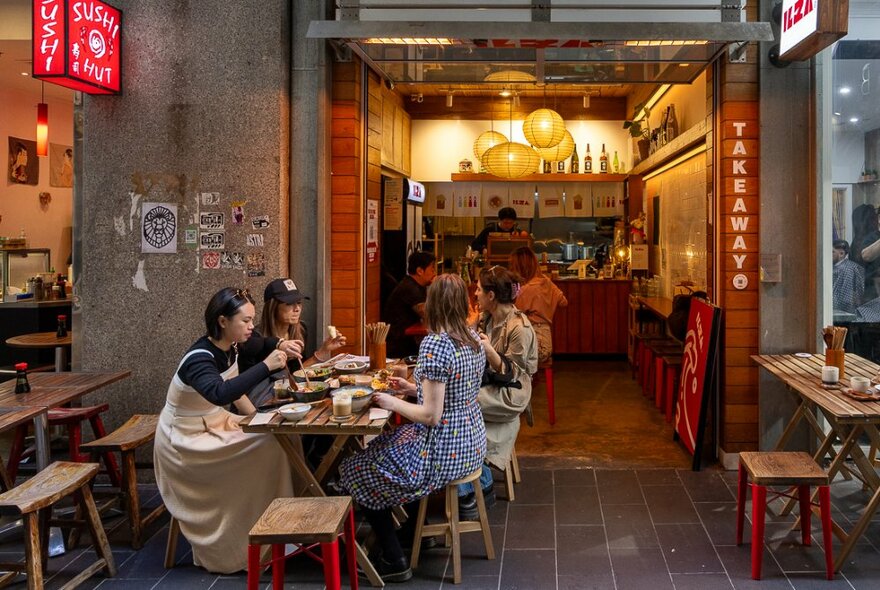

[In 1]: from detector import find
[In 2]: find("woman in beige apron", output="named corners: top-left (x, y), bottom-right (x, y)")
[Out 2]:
top-left (154, 287), bottom-right (294, 573)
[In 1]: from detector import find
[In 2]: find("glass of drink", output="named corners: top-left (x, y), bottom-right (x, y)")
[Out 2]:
top-left (332, 391), bottom-right (352, 418)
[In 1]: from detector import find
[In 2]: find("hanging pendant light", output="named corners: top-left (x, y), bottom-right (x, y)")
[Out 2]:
top-left (535, 130), bottom-right (575, 163)
top-left (473, 130), bottom-right (508, 165)
top-left (483, 142), bottom-right (541, 179)
top-left (523, 108), bottom-right (565, 149)
top-left (36, 82), bottom-right (48, 157)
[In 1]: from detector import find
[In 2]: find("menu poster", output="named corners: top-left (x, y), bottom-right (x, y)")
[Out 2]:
top-left (367, 199), bottom-right (379, 263)
top-left (673, 298), bottom-right (721, 470)
top-left (482, 183), bottom-right (509, 217)
top-left (592, 183), bottom-right (625, 217)
top-left (453, 182), bottom-right (482, 217)
top-left (508, 183), bottom-right (535, 219)
top-left (424, 182), bottom-right (452, 216)
top-left (563, 183), bottom-right (593, 217)
top-left (383, 177), bottom-right (404, 230)
top-left (630, 244), bottom-right (649, 270)
top-left (537, 183), bottom-right (565, 218)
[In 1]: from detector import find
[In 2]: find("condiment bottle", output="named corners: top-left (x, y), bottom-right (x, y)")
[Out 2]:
top-left (14, 363), bottom-right (31, 394)
top-left (57, 314), bottom-right (68, 337)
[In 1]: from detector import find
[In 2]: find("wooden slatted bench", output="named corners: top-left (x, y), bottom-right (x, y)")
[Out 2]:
top-left (77, 414), bottom-right (164, 549)
top-left (0, 461), bottom-right (116, 589)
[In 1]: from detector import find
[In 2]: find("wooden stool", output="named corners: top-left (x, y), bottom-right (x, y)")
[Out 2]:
top-left (0, 461), bottom-right (116, 589)
top-left (503, 447), bottom-right (521, 502)
top-left (736, 452), bottom-right (833, 580)
top-left (164, 515), bottom-right (181, 568)
top-left (411, 467), bottom-right (495, 584)
top-left (77, 414), bottom-right (165, 549)
top-left (532, 361), bottom-right (555, 425)
top-left (247, 497), bottom-right (358, 590)
top-left (7, 404), bottom-right (121, 487)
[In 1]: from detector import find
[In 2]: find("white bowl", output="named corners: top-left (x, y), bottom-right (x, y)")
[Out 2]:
top-left (278, 403), bottom-right (311, 422)
top-left (334, 360), bottom-right (369, 374)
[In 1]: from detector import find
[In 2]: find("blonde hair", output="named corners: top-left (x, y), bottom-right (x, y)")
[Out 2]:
top-left (425, 274), bottom-right (480, 351)
top-left (259, 297), bottom-right (304, 341)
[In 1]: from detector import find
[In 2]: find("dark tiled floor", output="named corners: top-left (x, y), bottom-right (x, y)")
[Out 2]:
top-left (2, 360), bottom-right (878, 588)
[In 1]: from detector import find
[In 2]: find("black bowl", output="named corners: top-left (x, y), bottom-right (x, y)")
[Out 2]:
top-left (292, 382), bottom-right (330, 403)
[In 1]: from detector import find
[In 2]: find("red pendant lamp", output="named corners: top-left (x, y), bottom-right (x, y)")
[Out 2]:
top-left (36, 83), bottom-right (48, 157)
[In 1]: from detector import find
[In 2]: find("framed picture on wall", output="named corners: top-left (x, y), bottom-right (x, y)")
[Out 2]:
top-left (50, 143), bottom-right (73, 188)
top-left (8, 137), bottom-right (39, 186)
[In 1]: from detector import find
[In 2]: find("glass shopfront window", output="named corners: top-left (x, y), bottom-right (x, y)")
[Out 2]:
top-left (827, 2), bottom-right (880, 362)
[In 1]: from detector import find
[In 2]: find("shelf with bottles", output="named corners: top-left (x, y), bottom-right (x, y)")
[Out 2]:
top-left (451, 173), bottom-right (628, 182)
top-left (629, 119), bottom-right (707, 178)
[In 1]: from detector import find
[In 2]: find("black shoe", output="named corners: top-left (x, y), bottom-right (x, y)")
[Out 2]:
top-left (482, 485), bottom-right (497, 509)
top-left (401, 535), bottom-right (438, 554)
top-left (458, 492), bottom-right (479, 520)
top-left (374, 555), bottom-right (413, 583)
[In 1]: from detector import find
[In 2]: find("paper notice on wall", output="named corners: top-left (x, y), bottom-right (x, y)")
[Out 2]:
top-left (141, 202), bottom-right (178, 254)
top-left (453, 183), bottom-right (482, 217)
top-left (537, 183), bottom-right (564, 218)
top-left (563, 183), bottom-right (593, 217)
top-left (508, 184), bottom-right (534, 219)
top-left (592, 183), bottom-right (624, 217)
top-left (631, 244), bottom-right (649, 270)
top-left (424, 182), bottom-right (451, 217)
top-left (383, 177), bottom-right (404, 230)
top-left (481, 183), bottom-right (509, 218)
top-left (367, 199), bottom-right (379, 263)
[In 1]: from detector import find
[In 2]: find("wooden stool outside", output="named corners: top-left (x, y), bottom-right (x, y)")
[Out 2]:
top-left (7, 404), bottom-right (121, 487)
top-left (411, 467), bottom-right (495, 584)
top-left (0, 461), bottom-right (116, 589)
top-left (164, 516), bottom-right (181, 568)
top-left (503, 447), bottom-right (521, 502)
top-left (736, 452), bottom-right (833, 580)
top-left (76, 414), bottom-right (164, 549)
top-left (247, 497), bottom-right (358, 590)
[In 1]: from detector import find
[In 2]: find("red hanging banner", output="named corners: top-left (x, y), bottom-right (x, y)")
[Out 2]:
top-left (32, 0), bottom-right (123, 95)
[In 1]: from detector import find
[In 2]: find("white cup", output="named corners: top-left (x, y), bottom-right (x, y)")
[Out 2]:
top-left (332, 392), bottom-right (352, 418)
top-left (850, 376), bottom-right (871, 392)
top-left (821, 365), bottom-right (839, 384)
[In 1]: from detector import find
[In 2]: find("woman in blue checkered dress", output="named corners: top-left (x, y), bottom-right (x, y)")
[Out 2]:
top-left (338, 274), bottom-right (486, 582)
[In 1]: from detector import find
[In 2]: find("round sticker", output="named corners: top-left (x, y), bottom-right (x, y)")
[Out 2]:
top-left (732, 273), bottom-right (749, 290)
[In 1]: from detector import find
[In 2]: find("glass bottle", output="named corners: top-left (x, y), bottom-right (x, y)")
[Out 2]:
top-left (599, 143), bottom-right (608, 173)
top-left (666, 104), bottom-right (678, 143)
top-left (613, 151), bottom-right (620, 173)
top-left (14, 363), bottom-right (30, 394)
top-left (570, 143), bottom-right (579, 174)
top-left (543, 159), bottom-right (552, 174)
top-left (584, 143), bottom-right (593, 173)
top-left (556, 159), bottom-right (566, 174)
top-left (57, 314), bottom-right (68, 337)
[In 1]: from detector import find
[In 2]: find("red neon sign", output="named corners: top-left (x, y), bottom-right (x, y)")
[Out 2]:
top-left (32, 0), bottom-right (122, 95)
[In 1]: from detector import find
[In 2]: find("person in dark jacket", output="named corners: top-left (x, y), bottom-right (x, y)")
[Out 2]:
top-left (471, 207), bottom-right (519, 254)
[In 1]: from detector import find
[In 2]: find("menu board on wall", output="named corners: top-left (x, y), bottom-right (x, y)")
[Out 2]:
top-left (383, 177), bottom-right (403, 230)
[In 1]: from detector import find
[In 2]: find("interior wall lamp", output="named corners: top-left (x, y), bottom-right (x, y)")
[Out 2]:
top-left (633, 84), bottom-right (671, 123)
top-left (36, 82), bottom-right (48, 157)
top-left (446, 91), bottom-right (454, 108)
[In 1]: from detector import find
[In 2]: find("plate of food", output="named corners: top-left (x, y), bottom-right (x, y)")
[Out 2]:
top-left (333, 385), bottom-right (375, 412)
top-left (334, 360), bottom-right (369, 374)
top-left (292, 366), bottom-right (334, 382)
top-left (292, 380), bottom-right (331, 403)
top-left (278, 403), bottom-right (311, 422)
top-left (371, 368), bottom-right (393, 391)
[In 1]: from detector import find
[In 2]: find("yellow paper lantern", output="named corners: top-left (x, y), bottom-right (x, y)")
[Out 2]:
top-left (473, 131), bottom-right (508, 164)
top-left (535, 130), bottom-right (574, 162)
top-left (523, 108), bottom-right (565, 149)
top-left (483, 142), bottom-right (541, 179)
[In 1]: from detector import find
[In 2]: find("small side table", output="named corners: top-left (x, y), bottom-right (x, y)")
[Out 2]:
top-left (6, 331), bottom-right (72, 372)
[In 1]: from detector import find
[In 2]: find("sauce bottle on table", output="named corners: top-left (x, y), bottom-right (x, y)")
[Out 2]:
top-left (15, 363), bottom-right (31, 394)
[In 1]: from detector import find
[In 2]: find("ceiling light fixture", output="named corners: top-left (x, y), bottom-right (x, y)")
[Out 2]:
top-left (642, 145), bottom-right (707, 181)
top-left (849, 116), bottom-right (859, 123)
top-left (512, 92), bottom-right (520, 108)
top-left (499, 88), bottom-right (512, 98)
top-left (446, 92), bottom-right (454, 108)
top-left (583, 95), bottom-right (590, 109)
top-left (839, 86), bottom-right (852, 95)
top-left (36, 82), bottom-right (48, 157)
top-left (633, 84), bottom-right (671, 123)
top-left (363, 37), bottom-right (454, 45)
top-left (523, 108), bottom-right (565, 149)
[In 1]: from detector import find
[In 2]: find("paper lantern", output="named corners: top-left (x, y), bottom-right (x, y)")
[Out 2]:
top-left (483, 142), bottom-right (541, 179)
top-left (483, 70), bottom-right (536, 83)
top-left (523, 108), bottom-right (565, 149)
top-left (36, 103), bottom-right (49, 157)
top-left (473, 131), bottom-right (508, 164)
top-left (535, 130), bottom-right (574, 163)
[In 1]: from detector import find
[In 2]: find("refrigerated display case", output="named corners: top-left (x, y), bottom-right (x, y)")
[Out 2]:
top-left (0, 248), bottom-right (50, 300)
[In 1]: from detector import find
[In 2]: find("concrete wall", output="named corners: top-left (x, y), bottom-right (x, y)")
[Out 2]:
top-left (76, 0), bottom-right (292, 426)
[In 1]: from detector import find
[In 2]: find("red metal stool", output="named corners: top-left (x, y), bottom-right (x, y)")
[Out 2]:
top-left (532, 361), bottom-right (555, 425)
top-left (736, 452), bottom-right (833, 581)
top-left (634, 334), bottom-right (669, 390)
top-left (645, 340), bottom-right (681, 401)
top-left (7, 404), bottom-right (121, 487)
top-left (656, 355), bottom-right (683, 422)
top-left (247, 496), bottom-right (358, 590)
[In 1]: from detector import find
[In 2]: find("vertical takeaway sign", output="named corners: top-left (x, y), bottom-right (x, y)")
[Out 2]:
top-left (32, 0), bottom-right (123, 94)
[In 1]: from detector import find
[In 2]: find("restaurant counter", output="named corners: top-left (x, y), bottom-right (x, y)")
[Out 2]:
top-left (551, 278), bottom-right (630, 355)
top-left (0, 298), bottom-right (72, 370)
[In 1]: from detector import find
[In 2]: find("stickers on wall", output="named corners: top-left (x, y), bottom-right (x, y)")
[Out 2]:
top-left (141, 202), bottom-right (178, 254)
top-left (247, 252), bottom-right (266, 277)
top-left (184, 227), bottom-right (198, 245)
top-left (251, 215), bottom-right (270, 229)
top-left (199, 212), bottom-right (225, 229)
top-left (246, 234), bottom-right (264, 247)
top-left (367, 200), bottom-right (379, 263)
top-left (220, 251), bottom-right (245, 270)
top-left (202, 251), bottom-right (221, 270)
top-left (200, 192), bottom-right (220, 206)
top-left (199, 231), bottom-right (225, 250)
top-left (231, 200), bottom-right (246, 225)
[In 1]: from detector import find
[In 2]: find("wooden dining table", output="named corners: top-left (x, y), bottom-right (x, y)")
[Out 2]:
top-left (752, 353), bottom-right (880, 570)
top-left (0, 406), bottom-right (48, 490)
top-left (5, 331), bottom-right (72, 372)
top-left (242, 397), bottom-right (395, 587)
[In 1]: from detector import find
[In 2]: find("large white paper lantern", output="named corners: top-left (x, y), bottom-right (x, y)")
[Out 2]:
top-left (483, 142), bottom-right (541, 179)
top-left (523, 108), bottom-right (565, 149)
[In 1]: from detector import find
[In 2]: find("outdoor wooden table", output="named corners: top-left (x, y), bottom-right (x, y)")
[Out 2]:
top-left (0, 406), bottom-right (48, 489)
top-left (5, 331), bottom-right (72, 372)
top-left (752, 352), bottom-right (880, 570)
top-left (0, 370), bottom-right (131, 471)
top-left (242, 397), bottom-right (395, 587)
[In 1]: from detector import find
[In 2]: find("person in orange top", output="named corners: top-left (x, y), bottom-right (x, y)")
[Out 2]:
top-left (508, 246), bottom-right (568, 363)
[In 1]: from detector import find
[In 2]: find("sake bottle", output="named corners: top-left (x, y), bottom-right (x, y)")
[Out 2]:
top-left (613, 151), bottom-right (620, 174)
top-left (599, 143), bottom-right (608, 174)
top-left (584, 143), bottom-right (593, 173)
top-left (570, 143), bottom-right (579, 174)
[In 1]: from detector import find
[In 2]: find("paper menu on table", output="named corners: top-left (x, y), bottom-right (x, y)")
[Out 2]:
top-left (369, 408), bottom-right (391, 421)
top-left (249, 412), bottom-right (276, 426)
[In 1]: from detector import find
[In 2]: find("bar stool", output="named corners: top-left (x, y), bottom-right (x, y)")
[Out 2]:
top-left (411, 467), bottom-right (495, 584)
top-left (532, 361), bottom-right (555, 425)
top-left (503, 447), bottom-right (522, 502)
top-left (645, 340), bottom-right (681, 400)
top-left (656, 354), bottom-right (683, 422)
top-left (247, 497), bottom-right (358, 590)
top-left (736, 451), bottom-right (833, 580)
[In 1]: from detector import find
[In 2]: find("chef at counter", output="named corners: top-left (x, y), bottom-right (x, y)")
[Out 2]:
top-left (471, 207), bottom-right (519, 255)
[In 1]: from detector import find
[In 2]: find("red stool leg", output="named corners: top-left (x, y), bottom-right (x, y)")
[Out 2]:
top-left (272, 544), bottom-right (284, 590)
top-left (6, 425), bottom-right (27, 482)
top-left (664, 366), bottom-right (677, 422)
top-left (797, 485), bottom-right (812, 546)
top-left (654, 357), bottom-right (665, 409)
top-left (322, 539), bottom-right (341, 590)
top-left (736, 463), bottom-right (747, 545)
top-left (247, 544), bottom-right (261, 590)
top-left (819, 485), bottom-right (834, 580)
top-left (344, 509), bottom-right (359, 590)
top-left (545, 367), bottom-right (555, 426)
top-left (750, 483), bottom-right (767, 580)
top-left (638, 342), bottom-right (649, 388)
top-left (67, 422), bottom-right (83, 462)
top-left (88, 415), bottom-right (122, 486)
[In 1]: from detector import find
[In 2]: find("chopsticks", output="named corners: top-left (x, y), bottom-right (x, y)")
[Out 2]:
top-left (297, 358), bottom-right (311, 389)
top-left (822, 325), bottom-right (848, 350)
top-left (366, 322), bottom-right (389, 345)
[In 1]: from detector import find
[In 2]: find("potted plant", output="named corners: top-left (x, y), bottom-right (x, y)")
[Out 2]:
top-left (623, 102), bottom-right (651, 163)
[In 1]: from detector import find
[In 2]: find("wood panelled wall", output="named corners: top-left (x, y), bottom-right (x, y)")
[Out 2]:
top-left (366, 71), bottom-right (385, 326)
top-left (717, 1), bottom-right (760, 453)
top-left (331, 61), bottom-right (364, 352)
